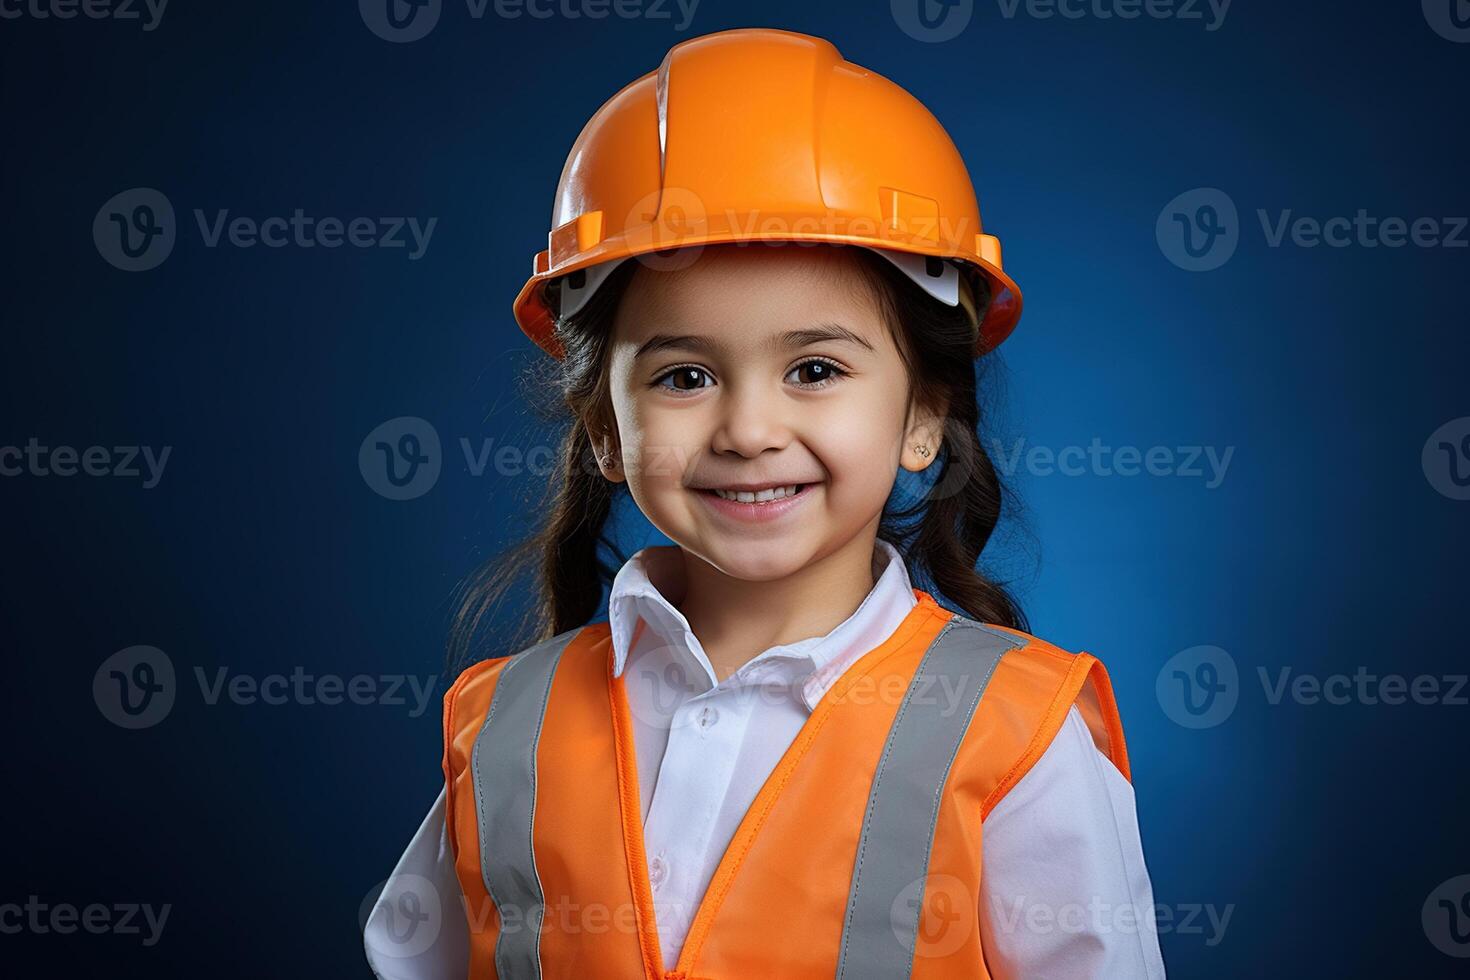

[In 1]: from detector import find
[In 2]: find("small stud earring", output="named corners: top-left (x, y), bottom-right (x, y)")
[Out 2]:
top-left (914, 444), bottom-right (931, 459)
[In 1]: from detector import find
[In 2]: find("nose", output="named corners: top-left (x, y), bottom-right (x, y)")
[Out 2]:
top-left (707, 377), bottom-right (794, 459)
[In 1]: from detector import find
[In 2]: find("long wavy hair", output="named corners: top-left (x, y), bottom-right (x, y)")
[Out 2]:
top-left (448, 244), bottom-right (1032, 673)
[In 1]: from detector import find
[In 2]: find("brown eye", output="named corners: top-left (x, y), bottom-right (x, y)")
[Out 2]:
top-left (788, 359), bottom-right (847, 387)
top-left (656, 366), bottom-right (713, 391)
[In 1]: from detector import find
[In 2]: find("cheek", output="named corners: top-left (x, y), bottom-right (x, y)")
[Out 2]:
top-left (617, 396), bottom-right (705, 488)
top-left (807, 393), bottom-right (905, 490)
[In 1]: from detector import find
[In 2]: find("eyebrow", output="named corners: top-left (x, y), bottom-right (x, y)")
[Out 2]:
top-left (632, 322), bottom-right (876, 359)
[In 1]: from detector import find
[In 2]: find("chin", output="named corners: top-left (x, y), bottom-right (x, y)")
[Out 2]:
top-left (682, 536), bottom-right (817, 584)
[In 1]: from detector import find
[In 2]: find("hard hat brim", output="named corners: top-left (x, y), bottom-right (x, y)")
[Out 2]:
top-left (512, 228), bottom-right (1021, 360)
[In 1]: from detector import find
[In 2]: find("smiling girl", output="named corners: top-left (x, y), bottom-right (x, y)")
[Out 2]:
top-left (366, 27), bottom-right (1165, 980)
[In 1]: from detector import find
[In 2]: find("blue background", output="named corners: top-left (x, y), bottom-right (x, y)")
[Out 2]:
top-left (2, 0), bottom-right (1466, 975)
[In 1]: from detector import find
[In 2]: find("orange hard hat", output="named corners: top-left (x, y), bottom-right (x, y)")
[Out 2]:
top-left (512, 27), bottom-right (1022, 359)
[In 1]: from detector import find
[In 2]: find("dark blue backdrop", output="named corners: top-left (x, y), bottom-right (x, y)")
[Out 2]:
top-left (3, 1), bottom-right (1466, 976)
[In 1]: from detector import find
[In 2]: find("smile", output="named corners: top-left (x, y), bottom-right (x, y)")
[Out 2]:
top-left (708, 484), bottom-right (805, 503)
top-left (694, 482), bottom-right (817, 523)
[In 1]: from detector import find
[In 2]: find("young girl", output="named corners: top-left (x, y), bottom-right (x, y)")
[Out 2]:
top-left (366, 27), bottom-right (1165, 980)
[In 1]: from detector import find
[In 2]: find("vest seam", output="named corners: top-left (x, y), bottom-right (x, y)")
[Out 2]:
top-left (980, 648), bottom-right (1097, 818)
top-left (1078, 653), bottom-right (1130, 780)
top-left (522, 646), bottom-right (562, 977)
top-left (470, 652), bottom-right (526, 974)
top-left (1013, 644), bottom-right (1117, 764)
top-left (470, 636), bottom-right (571, 979)
top-left (443, 654), bottom-right (514, 867)
top-left (606, 659), bottom-right (668, 979)
top-left (1077, 656), bottom-right (1116, 765)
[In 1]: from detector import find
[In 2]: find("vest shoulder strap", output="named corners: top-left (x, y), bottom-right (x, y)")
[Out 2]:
top-left (440, 627), bottom-right (586, 863)
top-left (968, 622), bottom-right (1131, 819)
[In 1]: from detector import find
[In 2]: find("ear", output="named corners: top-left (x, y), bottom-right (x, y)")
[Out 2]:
top-left (588, 423), bottom-right (626, 484)
top-left (901, 396), bottom-right (948, 474)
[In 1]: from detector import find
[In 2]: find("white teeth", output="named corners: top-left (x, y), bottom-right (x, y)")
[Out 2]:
top-left (712, 484), bottom-right (801, 503)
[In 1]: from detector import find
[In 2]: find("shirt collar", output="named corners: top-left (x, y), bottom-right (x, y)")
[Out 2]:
top-left (607, 539), bottom-right (917, 711)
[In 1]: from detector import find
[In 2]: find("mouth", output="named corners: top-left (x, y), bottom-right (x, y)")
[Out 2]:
top-left (698, 483), bottom-right (809, 503)
top-left (692, 481), bottom-right (818, 522)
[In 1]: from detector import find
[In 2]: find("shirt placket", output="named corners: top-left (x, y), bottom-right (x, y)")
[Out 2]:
top-left (640, 651), bottom-right (757, 958)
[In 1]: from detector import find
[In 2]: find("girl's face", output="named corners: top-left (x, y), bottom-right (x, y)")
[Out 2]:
top-left (597, 244), bottom-right (944, 582)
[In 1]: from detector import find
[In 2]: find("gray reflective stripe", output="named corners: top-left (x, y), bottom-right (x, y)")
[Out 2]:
top-left (469, 631), bottom-right (577, 980)
top-left (835, 619), bottom-right (1022, 979)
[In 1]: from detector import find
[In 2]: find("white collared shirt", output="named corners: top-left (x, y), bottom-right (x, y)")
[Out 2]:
top-left (365, 541), bottom-right (1167, 979)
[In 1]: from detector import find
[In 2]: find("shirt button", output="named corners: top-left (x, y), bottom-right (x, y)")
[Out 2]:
top-left (650, 856), bottom-right (667, 888)
top-left (697, 705), bottom-right (719, 729)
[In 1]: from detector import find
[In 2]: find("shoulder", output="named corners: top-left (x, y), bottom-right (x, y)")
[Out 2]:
top-left (947, 616), bottom-right (1089, 665)
top-left (936, 614), bottom-right (1108, 691)
top-left (442, 623), bottom-right (594, 728)
top-left (939, 614), bottom-right (1133, 810)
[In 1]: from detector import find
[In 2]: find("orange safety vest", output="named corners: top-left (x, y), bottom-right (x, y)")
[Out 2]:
top-left (441, 589), bottom-right (1130, 979)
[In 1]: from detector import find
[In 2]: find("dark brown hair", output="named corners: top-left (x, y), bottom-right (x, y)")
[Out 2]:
top-left (447, 244), bottom-right (1030, 673)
